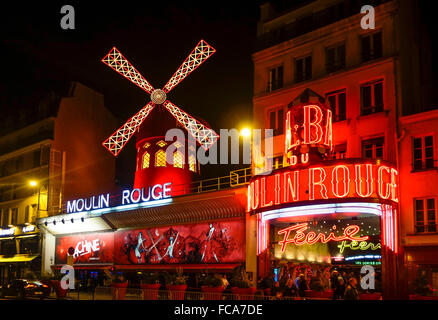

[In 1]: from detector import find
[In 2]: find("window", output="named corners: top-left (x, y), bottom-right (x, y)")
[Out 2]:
top-left (0, 238), bottom-right (16, 255)
top-left (33, 149), bottom-right (41, 168)
top-left (361, 80), bottom-right (384, 115)
top-left (156, 140), bottom-right (167, 148)
top-left (362, 137), bottom-right (384, 159)
top-left (295, 56), bottom-right (312, 83)
top-left (415, 198), bottom-right (437, 233)
top-left (267, 66), bottom-right (283, 92)
top-left (361, 32), bottom-right (382, 62)
top-left (19, 235), bottom-right (40, 254)
top-left (31, 204), bottom-right (37, 222)
top-left (268, 108), bottom-right (284, 136)
top-left (326, 89), bottom-right (346, 121)
top-left (11, 208), bottom-right (18, 225)
top-left (1, 209), bottom-right (9, 226)
top-left (333, 144), bottom-right (347, 159)
top-left (413, 136), bottom-right (435, 170)
top-left (24, 206), bottom-right (30, 223)
top-left (142, 152), bottom-right (150, 169)
top-left (189, 155), bottom-right (196, 172)
top-left (173, 151), bottom-right (184, 169)
top-left (155, 150), bottom-right (166, 167)
top-left (326, 44), bottom-right (345, 73)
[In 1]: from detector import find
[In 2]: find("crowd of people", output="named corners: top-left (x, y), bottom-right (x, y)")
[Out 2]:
top-left (258, 263), bottom-right (380, 300)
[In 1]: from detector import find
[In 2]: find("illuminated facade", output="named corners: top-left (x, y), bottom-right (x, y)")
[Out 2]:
top-left (251, 0), bottom-right (438, 298)
top-left (100, 40), bottom-right (219, 195)
top-left (0, 82), bottom-right (117, 283)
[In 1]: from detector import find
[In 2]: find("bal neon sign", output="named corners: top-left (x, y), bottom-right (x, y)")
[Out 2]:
top-left (247, 162), bottom-right (398, 213)
top-left (67, 183), bottom-right (172, 213)
top-left (277, 222), bottom-right (369, 252)
top-left (285, 103), bottom-right (333, 166)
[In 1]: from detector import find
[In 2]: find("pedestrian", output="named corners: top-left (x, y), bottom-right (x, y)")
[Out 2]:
top-left (344, 277), bottom-right (359, 300)
top-left (221, 274), bottom-right (230, 289)
top-left (334, 276), bottom-right (346, 300)
top-left (282, 279), bottom-right (297, 298)
top-left (297, 274), bottom-right (308, 297)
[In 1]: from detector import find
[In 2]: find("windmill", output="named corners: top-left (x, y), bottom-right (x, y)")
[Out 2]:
top-left (101, 40), bottom-right (219, 193)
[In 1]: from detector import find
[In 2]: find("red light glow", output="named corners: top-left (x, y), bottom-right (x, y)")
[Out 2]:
top-left (277, 222), bottom-right (369, 252)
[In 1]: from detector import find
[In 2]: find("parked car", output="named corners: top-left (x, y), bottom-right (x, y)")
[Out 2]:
top-left (0, 279), bottom-right (50, 299)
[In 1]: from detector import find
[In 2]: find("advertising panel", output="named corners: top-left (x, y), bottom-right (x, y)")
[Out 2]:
top-left (114, 220), bottom-right (245, 265)
top-left (55, 232), bottom-right (114, 264)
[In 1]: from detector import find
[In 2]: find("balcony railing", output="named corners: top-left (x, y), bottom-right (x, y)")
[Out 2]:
top-left (58, 167), bottom-right (252, 214)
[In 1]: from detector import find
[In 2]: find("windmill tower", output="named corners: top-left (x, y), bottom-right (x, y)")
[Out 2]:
top-left (101, 40), bottom-right (219, 195)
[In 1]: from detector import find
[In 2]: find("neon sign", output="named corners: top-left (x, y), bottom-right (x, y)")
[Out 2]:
top-left (247, 162), bottom-right (398, 213)
top-left (337, 240), bottom-right (381, 254)
top-left (0, 227), bottom-right (15, 237)
top-left (67, 194), bottom-right (110, 214)
top-left (122, 183), bottom-right (172, 204)
top-left (277, 222), bottom-right (369, 252)
top-left (22, 225), bottom-right (36, 233)
top-left (67, 183), bottom-right (172, 213)
top-left (285, 103), bottom-right (333, 166)
top-left (73, 239), bottom-right (100, 258)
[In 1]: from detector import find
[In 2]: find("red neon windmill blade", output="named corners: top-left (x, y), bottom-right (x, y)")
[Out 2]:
top-left (101, 39), bottom-right (218, 156)
top-left (163, 39), bottom-right (216, 93)
top-left (102, 102), bottom-right (155, 156)
top-left (102, 47), bottom-right (155, 94)
top-left (163, 101), bottom-right (219, 150)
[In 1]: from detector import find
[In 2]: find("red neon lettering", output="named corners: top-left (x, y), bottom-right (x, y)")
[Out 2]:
top-left (301, 153), bottom-right (309, 164)
top-left (291, 155), bottom-right (298, 166)
top-left (324, 109), bottom-right (333, 150)
top-left (303, 105), bottom-right (323, 144)
top-left (391, 168), bottom-right (399, 202)
top-left (283, 171), bottom-right (299, 202)
top-left (309, 167), bottom-right (328, 200)
top-left (260, 177), bottom-right (272, 208)
top-left (250, 180), bottom-right (259, 211)
top-left (378, 166), bottom-right (391, 199)
top-left (278, 223), bottom-right (369, 252)
top-left (355, 164), bottom-right (373, 197)
top-left (274, 174), bottom-right (281, 205)
top-left (331, 165), bottom-right (350, 198)
top-left (247, 185), bottom-right (251, 212)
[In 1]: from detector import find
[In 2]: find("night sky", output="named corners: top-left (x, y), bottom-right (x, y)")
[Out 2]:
top-left (0, 1), bottom-right (262, 183)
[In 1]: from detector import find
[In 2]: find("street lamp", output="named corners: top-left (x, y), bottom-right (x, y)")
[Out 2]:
top-left (240, 127), bottom-right (252, 138)
top-left (29, 180), bottom-right (38, 187)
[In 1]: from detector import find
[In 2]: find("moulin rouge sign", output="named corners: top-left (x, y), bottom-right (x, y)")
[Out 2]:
top-left (247, 161), bottom-right (399, 213)
top-left (67, 183), bottom-right (172, 214)
top-left (247, 101), bottom-right (399, 213)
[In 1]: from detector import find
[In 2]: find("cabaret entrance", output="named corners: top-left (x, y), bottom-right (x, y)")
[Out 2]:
top-left (247, 89), bottom-right (400, 299)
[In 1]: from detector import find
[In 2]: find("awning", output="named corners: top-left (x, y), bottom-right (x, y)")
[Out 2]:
top-left (51, 264), bottom-right (113, 270)
top-left (115, 263), bottom-right (240, 272)
top-left (0, 254), bottom-right (39, 263)
top-left (102, 189), bottom-right (246, 229)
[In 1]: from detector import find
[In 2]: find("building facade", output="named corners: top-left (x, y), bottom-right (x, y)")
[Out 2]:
top-left (252, 0), bottom-right (438, 298)
top-left (0, 82), bottom-right (117, 283)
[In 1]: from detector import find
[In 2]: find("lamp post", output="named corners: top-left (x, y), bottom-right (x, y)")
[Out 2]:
top-left (28, 180), bottom-right (41, 221)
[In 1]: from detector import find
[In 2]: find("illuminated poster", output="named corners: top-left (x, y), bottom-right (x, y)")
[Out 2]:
top-left (114, 220), bottom-right (245, 265)
top-left (55, 232), bottom-right (114, 264)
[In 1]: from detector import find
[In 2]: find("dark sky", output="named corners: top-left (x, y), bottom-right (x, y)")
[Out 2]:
top-left (0, 1), bottom-right (262, 182)
top-left (1, 1), bottom-right (260, 128)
